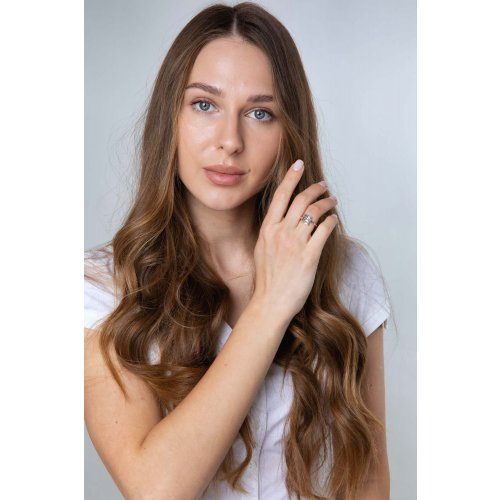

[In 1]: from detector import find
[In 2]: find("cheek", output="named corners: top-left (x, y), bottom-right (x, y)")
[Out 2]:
top-left (178, 117), bottom-right (205, 148)
top-left (250, 129), bottom-right (282, 185)
top-left (178, 110), bottom-right (210, 146)
top-left (261, 121), bottom-right (281, 145)
top-left (255, 127), bottom-right (281, 159)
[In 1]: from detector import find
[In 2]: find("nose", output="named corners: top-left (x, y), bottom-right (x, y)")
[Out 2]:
top-left (216, 110), bottom-right (244, 154)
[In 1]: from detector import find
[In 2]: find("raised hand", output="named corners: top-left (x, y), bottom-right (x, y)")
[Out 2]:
top-left (252, 159), bottom-right (338, 321)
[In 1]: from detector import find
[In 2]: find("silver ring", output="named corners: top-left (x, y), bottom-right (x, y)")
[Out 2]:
top-left (300, 213), bottom-right (317, 227)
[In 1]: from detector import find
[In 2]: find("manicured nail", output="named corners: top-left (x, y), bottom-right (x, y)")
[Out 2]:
top-left (329, 195), bottom-right (338, 203)
top-left (292, 159), bottom-right (304, 171)
top-left (319, 180), bottom-right (327, 187)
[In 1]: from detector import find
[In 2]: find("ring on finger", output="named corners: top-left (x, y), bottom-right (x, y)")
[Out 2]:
top-left (299, 213), bottom-right (318, 228)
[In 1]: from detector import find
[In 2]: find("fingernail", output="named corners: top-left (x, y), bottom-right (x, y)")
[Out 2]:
top-left (329, 195), bottom-right (338, 203)
top-left (292, 159), bottom-right (304, 171)
top-left (319, 180), bottom-right (327, 187)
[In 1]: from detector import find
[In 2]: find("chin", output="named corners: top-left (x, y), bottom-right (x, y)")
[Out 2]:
top-left (193, 189), bottom-right (248, 211)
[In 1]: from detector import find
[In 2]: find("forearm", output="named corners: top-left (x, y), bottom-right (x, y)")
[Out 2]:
top-left (130, 297), bottom-right (290, 499)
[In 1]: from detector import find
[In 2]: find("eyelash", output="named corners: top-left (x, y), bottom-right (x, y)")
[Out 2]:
top-left (190, 99), bottom-right (275, 122)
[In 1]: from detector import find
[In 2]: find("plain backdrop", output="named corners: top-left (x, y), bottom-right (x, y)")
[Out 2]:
top-left (85, 1), bottom-right (416, 498)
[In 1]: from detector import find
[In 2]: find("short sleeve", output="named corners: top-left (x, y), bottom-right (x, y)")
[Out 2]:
top-left (339, 241), bottom-right (391, 337)
top-left (83, 248), bottom-right (161, 365)
top-left (84, 249), bottom-right (117, 331)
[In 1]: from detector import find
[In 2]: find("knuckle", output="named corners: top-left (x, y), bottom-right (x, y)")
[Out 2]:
top-left (318, 196), bottom-right (334, 208)
top-left (314, 198), bottom-right (335, 216)
top-left (263, 223), bottom-right (280, 242)
top-left (260, 223), bottom-right (273, 239)
top-left (296, 184), bottom-right (327, 207)
top-left (295, 192), bottom-right (307, 204)
top-left (306, 205), bottom-right (321, 220)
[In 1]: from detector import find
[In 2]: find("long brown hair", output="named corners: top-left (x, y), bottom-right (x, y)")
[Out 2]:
top-left (86, 3), bottom-right (388, 498)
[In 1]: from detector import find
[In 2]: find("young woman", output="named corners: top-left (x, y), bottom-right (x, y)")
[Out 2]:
top-left (85, 3), bottom-right (392, 499)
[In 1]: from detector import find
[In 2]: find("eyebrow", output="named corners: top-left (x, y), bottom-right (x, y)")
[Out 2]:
top-left (185, 82), bottom-right (274, 103)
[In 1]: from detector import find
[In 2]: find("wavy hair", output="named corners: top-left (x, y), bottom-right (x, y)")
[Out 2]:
top-left (85, 3), bottom-right (389, 498)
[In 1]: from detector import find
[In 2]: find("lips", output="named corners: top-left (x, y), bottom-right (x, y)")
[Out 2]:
top-left (203, 168), bottom-right (246, 186)
top-left (203, 164), bottom-right (246, 175)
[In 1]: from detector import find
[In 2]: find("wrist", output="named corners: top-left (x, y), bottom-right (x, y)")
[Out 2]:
top-left (246, 294), bottom-right (294, 331)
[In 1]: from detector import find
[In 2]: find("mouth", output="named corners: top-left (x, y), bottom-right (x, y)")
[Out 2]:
top-left (203, 168), bottom-right (247, 186)
top-left (203, 164), bottom-right (246, 175)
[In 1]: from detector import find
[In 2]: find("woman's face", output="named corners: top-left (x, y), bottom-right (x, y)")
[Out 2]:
top-left (177, 37), bottom-right (283, 211)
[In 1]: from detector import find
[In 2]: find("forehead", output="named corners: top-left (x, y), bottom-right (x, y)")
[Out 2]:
top-left (187, 37), bottom-right (274, 93)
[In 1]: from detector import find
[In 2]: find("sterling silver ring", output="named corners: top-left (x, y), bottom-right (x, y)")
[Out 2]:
top-left (300, 213), bottom-right (317, 227)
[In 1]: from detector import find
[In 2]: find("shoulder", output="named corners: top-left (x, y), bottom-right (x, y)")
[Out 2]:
top-left (338, 238), bottom-right (391, 337)
top-left (83, 246), bottom-right (161, 365)
top-left (84, 244), bottom-right (118, 331)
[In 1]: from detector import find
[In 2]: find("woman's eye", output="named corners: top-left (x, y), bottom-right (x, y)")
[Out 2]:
top-left (191, 100), bottom-right (274, 122)
top-left (248, 108), bottom-right (274, 122)
top-left (192, 100), bottom-right (214, 113)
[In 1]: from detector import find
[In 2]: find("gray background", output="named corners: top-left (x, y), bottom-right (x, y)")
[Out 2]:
top-left (85, 1), bottom-right (416, 498)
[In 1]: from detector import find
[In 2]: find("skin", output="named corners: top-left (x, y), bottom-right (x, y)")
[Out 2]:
top-left (177, 36), bottom-right (283, 277)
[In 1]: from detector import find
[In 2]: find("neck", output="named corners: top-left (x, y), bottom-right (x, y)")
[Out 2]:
top-left (187, 193), bottom-right (259, 276)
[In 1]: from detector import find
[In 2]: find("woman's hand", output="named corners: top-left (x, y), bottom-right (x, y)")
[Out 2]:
top-left (252, 159), bottom-right (338, 321)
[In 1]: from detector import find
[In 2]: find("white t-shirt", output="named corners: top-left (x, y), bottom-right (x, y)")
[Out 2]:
top-left (84, 241), bottom-right (391, 499)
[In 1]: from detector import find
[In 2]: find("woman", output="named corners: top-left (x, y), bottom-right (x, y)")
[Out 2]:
top-left (85, 3), bottom-right (392, 499)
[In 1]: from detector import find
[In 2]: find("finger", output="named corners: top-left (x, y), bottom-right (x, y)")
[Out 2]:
top-left (296, 196), bottom-right (338, 241)
top-left (306, 214), bottom-right (338, 258)
top-left (263, 159), bottom-right (305, 225)
top-left (283, 181), bottom-right (330, 229)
